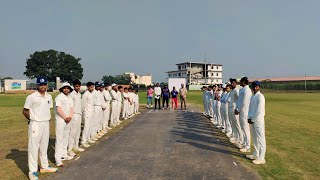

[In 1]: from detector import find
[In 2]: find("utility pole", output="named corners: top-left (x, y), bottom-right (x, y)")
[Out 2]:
top-left (305, 72), bottom-right (307, 91)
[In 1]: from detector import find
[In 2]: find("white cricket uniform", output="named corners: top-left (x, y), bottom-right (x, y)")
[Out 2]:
top-left (236, 85), bottom-right (252, 149)
top-left (117, 91), bottom-right (123, 122)
top-left (202, 90), bottom-right (207, 114)
top-left (92, 89), bottom-right (103, 137)
top-left (129, 92), bottom-right (135, 115)
top-left (110, 90), bottom-right (119, 127)
top-left (24, 91), bottom-right (53, 174)
top-left (68, 90), bottom-right (82, 150)
top-left (102, 89), bottom-right (112, 129)
top-left (134, 93), bottom-right (139, 113)
top-left (122, 92), bottom-right (129, 118)
top-left (223, 92), bottom-right (232, 135)
top-left (81, 90), bottom-right (94, 144)
top-left (215, 90), bottom-right (223, 126)
top-left (228, 87), bottom-right (242, 143)
top-left (208, 90), bottom-right (214, 118)
top-left (54, 93), bottom-right (74, 165)
top-left (248, 91), bottom-right (266, 160)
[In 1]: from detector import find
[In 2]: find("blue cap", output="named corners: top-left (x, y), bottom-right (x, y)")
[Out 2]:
top-left (95, 81), bottom-right (101, 87)
top-left (36, 77), bottom-right (48, 85)
top-left (252, 80), bottom-right (261, 86)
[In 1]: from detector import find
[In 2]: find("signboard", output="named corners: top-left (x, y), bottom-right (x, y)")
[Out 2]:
top-left (4, 79), bottom-right (27, 91)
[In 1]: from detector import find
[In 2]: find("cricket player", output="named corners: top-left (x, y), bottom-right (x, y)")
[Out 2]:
top-left (99, 83), bottom-right (107, 134)
top-left (134, 89), bottom-right (140, 114)
top-left (23, 77), bottom-right (57, 180)
top-left (102, 83), bottom-right (112, 131)
top-left (122, 87), bottom-right (130, 120)
top-left (228, 78), bottom-right (243, 148)
top-left (81, 82), bottom-right (95, 147)
top-left (215, 85), bottom-right (223, 128)
top-left (116, 86), bottom-right (123, 124)
top-left (247, 81), bottom-right (266, 165)
top-left (224, 84), bottom-right (233, 137)
top-left (128, 88), bottom-right (135, 118)
top-left (54, 82), bottom-right (74, 167)
top-left (92, 82), bottom-right (103, 140)
top-left (109, 84), bottom-right (119, 127)
top-left (68, 80), bottom-right (84, 158)
top-left (236, 77), bottom-right (252, 152)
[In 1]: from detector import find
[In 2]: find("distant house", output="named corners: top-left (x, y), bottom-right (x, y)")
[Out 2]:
top-left (166, 62), bottom-right (223, 85)
top-left (124, 72), bottom-right (152, 86)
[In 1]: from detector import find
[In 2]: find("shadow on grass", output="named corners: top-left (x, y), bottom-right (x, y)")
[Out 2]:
top-left (171, 111), bottom-right (245, 158)
top-left (5, 138), bottom-right (56, 177)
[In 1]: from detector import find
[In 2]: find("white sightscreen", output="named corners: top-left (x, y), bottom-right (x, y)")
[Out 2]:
top-left (168, 78), bottom-right (187, 91)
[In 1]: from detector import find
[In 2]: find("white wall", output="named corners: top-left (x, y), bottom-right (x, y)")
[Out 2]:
top-left (168, 78), bottom-right (187, 91)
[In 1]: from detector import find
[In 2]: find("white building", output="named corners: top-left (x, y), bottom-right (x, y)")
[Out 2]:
top-left (124, 72), bottom-right (152, 86)
top-left (166, 62), bottom-right (223, 85)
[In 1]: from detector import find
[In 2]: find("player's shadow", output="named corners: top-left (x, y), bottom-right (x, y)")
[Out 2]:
top-left (6, 149), bottom-right (29, 176)
top-left (171, 111), bottom-right (245, 157)
top-left (6, 138), bottom-right (56, 177)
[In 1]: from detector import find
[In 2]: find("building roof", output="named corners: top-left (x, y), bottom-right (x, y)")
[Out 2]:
top-left (250, 76), bottom-right (320, 82)
top-left (166, 70), bottom-right (188, 73)
top-left (176, 62), bottom-right (222, 66)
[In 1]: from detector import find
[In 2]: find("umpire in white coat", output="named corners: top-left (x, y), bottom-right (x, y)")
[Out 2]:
top-left (23, 77), bottom-right (57, 180)
top-left (247, 81), bottom-right (266, 165)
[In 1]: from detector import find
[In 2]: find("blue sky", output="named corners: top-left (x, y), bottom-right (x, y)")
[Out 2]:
top-left (1, 0), bottom-right (320, 83)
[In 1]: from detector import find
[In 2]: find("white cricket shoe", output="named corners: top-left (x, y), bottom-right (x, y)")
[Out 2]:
top-left (68, 149), bottom-right (76, 157)
top-left (88, 140), bottom-right (96, 144)
top-left (81, 143), bottom-right (90, 148)
top-left (240, 148), bottom-right (251, 153)
top-left (40, 166), bottom-right (58, 173)
top-left (246, 154), bottom-right (256, 160)
top-left (29, 172), bottom-right (39, 180)
top-left (252, 159), bottom-right (266, 165)
top-left (75, 147), bottom-right (85, 152)
top-left (61, 155), bottom-right (74, 161)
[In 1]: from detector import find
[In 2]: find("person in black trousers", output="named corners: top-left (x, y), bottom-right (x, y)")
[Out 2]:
top-left (162, 85), bottom-right (170, 109)
top-left (154, 83), bottom-right (162, 110)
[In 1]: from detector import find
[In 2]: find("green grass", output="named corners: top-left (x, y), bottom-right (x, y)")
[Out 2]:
top-left (186, 91), bottom-right (320, 180)
top-left (1, 92), bottom-right (320, 179)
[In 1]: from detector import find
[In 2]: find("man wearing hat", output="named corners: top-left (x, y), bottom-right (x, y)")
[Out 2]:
top-left (92, 82), bottom-right (104, 141)
top-left (81, 82), bottom-right (95, 148)
top-left (23, 77), bottom-right (58, 180)
top-left (236, 77), bottom-right (252, 152)
top-left (54, 82), bottom-right (74, 167)
top-left (247, 81), bottom-right (266, 165)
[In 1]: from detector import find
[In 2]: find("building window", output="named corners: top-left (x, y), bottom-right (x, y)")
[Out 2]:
top-left (178, 73), bottom-right (181, 77)
top-left (216, 66), bottom-right (219, 69)
top-left (212, 66), bottom-right (214, 69)
top-left (216, 73), bottom-right (219, 76)
top-left (212, 73), bottom-right (214, 76)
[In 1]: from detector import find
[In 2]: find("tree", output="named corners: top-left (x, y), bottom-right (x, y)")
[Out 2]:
top-left (24, 49), bottom-right (83, 82)
top-left (101, 74), bottom-right (131, 85)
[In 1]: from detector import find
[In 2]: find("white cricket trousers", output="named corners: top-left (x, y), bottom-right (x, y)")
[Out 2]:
top-left (68, 113), bottom-right (82, 150)
top-left (117, 102), bottom-right (122, 122)
top-left (228, 106), bottom-right (243, 143)
top-left (111, 101), bottom-right (118, 127)
top-left (239, 110), bottom-right (250, 149)
top-left (122, 101), bottom-right (129, 119)
top-left (215, 104), bottom-right (222, 126)
top-left (92, 106), bottom-right (102, 137)
top-left (134, 102), bottom-right (139, 113)
top-left (55, 118), bottom-right (71, 164)
top-left (251, 117), bottom-right (266, 160)
top-left (81, 113), bottom-right (93, 144)
top-left (222, 104), bottom-right (232, 135)
top-left (103, 103), bottom-right (111, 129)
top-left (28, 121), bottom-right (50, 173)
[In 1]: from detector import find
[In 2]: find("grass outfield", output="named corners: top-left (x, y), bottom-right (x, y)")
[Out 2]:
top-left (0, 91), bottom-right (319, 179)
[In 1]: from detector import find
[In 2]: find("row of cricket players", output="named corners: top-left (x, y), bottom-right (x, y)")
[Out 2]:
top-left (201, 77), bottom-right (266, 165)
top-left (23, 77), bottom-right (140, 180)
